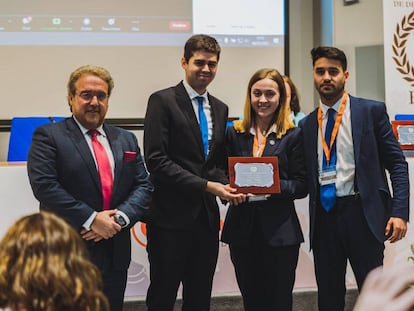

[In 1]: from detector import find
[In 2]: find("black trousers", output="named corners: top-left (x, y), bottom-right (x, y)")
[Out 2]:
top-left (146, 213), bottom-right (219, 311)
top-left (228, 219), bottom-right (300, 311)
top-left (102, 268), bottom-right (128, 311)
top-left (89, 239), bottom-right (128, 311)
top-left (313, 195), bottom-right (384, 311)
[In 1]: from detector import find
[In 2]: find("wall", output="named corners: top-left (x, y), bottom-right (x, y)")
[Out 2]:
top-left (288, 0), bottom-right (315, 114)
top-left (332, 0), bottom-right (384, 97)
top-left (0, 0), bottom-right (383, 162)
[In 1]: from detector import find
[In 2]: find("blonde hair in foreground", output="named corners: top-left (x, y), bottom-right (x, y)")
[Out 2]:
top-left (0, 211), bottom-right (109, 311)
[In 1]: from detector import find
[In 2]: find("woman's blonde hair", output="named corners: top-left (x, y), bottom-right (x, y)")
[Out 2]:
top-left (0, 211), bottom-right (109, 311)
top-left (234, 68), bottom-right (294, 138)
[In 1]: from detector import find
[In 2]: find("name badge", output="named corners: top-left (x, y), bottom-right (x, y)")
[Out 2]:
top-left (319, 168), bottom-right (336, 186)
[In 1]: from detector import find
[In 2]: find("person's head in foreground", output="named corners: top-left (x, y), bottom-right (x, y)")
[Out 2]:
top-left (0, 211), bottom-right (109, 311)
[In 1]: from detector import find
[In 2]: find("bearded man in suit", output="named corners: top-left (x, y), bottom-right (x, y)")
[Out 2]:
top-left (299, 46), bottom-right (409, 311)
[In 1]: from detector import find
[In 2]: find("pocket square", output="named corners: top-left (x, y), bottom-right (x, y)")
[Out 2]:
top-left (123, 151), bottom-right (137, 162)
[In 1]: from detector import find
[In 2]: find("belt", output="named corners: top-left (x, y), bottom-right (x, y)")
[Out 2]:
top-left (336, 193), bottom-right (360, 202)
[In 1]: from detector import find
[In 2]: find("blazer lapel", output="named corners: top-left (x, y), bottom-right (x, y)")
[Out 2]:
top-left (66, 118), bottom-right (101, 192)
top-left (241, 134), bottom-right (254, 156)
top-left (104, 124), bottom-right (122, 198)
top-left (207, 95), bottom-right (224, 159)
top-left (350, 96), bottom-right (363, 167)
top-left (175, 82), bottom-right (204, 156)
top-left (306, 110), bottom-right (320, 185)
top-left (262, 133), bottom-right (280, 156)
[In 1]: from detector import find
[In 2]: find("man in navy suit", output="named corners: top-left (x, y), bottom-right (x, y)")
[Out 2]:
top-left (299, 46), bottom-right (409, 311)
top-left (144, 34), bottom-right (244, 310)
top-left (27, 65), bottom-right (153, 311)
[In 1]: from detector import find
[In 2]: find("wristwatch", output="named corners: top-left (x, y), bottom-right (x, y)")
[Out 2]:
top-left (114, 213), bottom-right (127, 228)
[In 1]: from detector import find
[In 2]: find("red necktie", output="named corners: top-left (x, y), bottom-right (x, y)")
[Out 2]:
top-left (89, 130), bottom-right (113, 210)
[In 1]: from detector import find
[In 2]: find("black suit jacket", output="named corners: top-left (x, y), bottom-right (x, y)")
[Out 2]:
top-left (27, 117), bottom-right (153, 270)
top-left (144, 81), bottom-right (229, 231)
top-left (221, 126), bottom-right (307, 247)
top-left (299, 95), bottom-right (409, 247)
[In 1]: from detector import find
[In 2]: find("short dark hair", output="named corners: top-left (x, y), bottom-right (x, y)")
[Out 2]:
top-left (311, 46), bottom-right (347, 71)
top-left (183, 34), bottom-right (221, 63)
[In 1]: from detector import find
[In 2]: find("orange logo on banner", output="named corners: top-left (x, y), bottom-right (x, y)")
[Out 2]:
top-left (392, 11), bottom-right (414, 87)
top-left (131, 222), bottom-right (147, 247)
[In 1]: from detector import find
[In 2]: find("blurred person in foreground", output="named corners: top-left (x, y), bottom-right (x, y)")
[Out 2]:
top-left (27, 65), bottom-right (153, 311)
top-left (221, 68), bottom-right (307, 310)
top-left (299, 46), bottom-right (409, 311)
top-left (0, 211), bottom-right (109, 311)
top-left (353, 263), bottom-right (414, 311)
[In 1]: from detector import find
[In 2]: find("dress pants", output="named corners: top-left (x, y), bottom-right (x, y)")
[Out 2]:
top-left (228, 213), bottom-right (300, 311)
top-left (146, 210), bottom-right (219, 311)
top-left (313, 195), bottom-right (384, 311)
top-left (88, 239), bottom-right (128, 311)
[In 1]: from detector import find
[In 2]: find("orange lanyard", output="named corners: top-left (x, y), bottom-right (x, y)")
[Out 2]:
top-left (253, 128), bottom-right (267, 157)
top-left (317, 92), bottom-right (347, 164)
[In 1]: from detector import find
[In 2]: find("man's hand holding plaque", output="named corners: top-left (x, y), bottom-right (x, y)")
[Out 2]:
top-left (228, 156), bottom-right (280, 201)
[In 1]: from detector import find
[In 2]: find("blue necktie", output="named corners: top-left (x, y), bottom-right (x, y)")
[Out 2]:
top-left (320, 108), bottom-right (337, 212)
top-left (196, 96), bottom-right (209, 159)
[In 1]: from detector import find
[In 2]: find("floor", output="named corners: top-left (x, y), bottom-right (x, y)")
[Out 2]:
top-left (123, 288), bottom-right (358, 311)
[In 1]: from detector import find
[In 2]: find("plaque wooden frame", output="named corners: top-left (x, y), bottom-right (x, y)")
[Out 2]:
top-left (391, 120), bottom-right (414, 150)
top-left (228, 156), bottom-right (280, 194)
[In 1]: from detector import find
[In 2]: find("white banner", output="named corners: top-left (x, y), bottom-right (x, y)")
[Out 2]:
top-left (0, 164), bottom-right (324, 300)
top-left (383, 0), bottom-right (414, 119)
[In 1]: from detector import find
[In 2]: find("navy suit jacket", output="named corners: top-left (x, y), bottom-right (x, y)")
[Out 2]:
top-left (27, 117), bottom-right (153, 270)
top-left (221, 126), bottom-right (307, 247)
top-left (144, 81), bottom-right (229, 231)
top-left (299, 95), bottom-right (409, 247)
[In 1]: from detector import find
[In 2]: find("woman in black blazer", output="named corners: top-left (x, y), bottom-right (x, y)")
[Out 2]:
top-left (221, 68), bottom-right (307, 311)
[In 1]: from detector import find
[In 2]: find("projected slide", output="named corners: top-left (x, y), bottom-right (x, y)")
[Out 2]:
top-left (193, 0), bottom-right (284, 47)
top-left (0, 0), bottom-right (284, 46)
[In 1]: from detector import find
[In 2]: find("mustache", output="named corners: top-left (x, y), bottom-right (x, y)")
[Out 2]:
top-left (86, 108), bottom-right (100, 113)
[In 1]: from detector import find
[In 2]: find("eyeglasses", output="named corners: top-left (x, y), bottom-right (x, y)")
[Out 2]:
top-left (76, 91), bottom-right (108, 102)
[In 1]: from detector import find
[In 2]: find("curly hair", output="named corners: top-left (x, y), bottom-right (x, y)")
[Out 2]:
top-left (0, 212), bottom-right (109, 311)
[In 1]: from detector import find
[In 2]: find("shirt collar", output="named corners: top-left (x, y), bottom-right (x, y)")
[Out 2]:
top-left (249, 123), bottom-right (277, 136)
top-left (182, 79), bottom-right (208, 101)
top-left (319, 93), bottom-right (349, 118)
top-left (72, 116), bottom-right (105, 137)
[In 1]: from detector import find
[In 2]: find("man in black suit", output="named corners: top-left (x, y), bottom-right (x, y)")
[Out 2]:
top-left (299, 46), bottom-right (409, 311)
top-left (144, 34), bottom-right (245, 310)
top-left (27, 65), bottom-right (153, 311)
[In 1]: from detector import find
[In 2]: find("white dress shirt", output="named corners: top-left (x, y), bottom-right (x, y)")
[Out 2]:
top-left (318, 94), bottom-right (356, 197)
